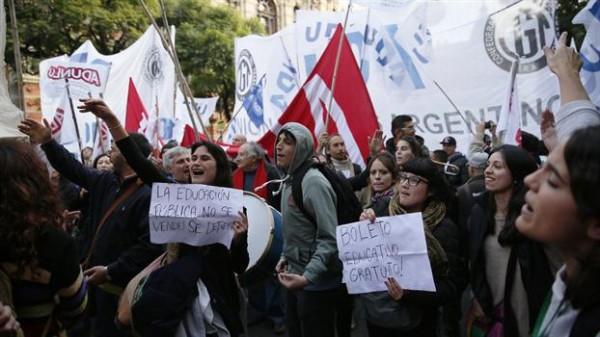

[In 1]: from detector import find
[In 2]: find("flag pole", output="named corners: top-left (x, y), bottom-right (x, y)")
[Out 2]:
top-left (432, 81), bottom-right (474, 135)
top-left (325, 1), bottom-right (353, 131)
top-left (359, 2), bottom-right (372, 72)
top-left (65, 79), bottom-right (84, 162)
top-left (7, 0), bottom-right (24, 112)
top-left (137, 0), bottom-right (206, 142)
top-left (157, 0), bottom-right (210, 140)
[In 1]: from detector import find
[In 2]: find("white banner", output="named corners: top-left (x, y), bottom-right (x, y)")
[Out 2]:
top-left (227, 25), bottom-right (299, 143)
top-left (175, 93), bottom-right (219, 129)
top-left (231, 1), bottom-right (564, 154)
top-left (149, 183), bottom-right (243, 248)
top-left (39, 60), bottom-right (111, 100)
top-left (40, 26), bottom-right (177, 148)
top-left (337, 213), bottom-right (436, 294)
top-left (573, 0), bottom-right (600, 108)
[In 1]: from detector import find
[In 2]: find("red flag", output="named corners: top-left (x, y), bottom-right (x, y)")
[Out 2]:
top-left (125, 78), bottom-right (149, 132)
top-left (181, 124), bottom-right (240, 158)
top-left (257, 24), bottom-right (379, 167)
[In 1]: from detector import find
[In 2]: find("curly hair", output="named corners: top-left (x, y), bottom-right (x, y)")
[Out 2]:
top-left (0, 140), bottom-right (64, 276)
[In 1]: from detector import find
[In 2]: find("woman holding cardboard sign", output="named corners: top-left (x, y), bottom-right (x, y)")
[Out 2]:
top-left (360, 158), bottom-right (466, 337)
top-left (77, 99), bottom-right (248, 337)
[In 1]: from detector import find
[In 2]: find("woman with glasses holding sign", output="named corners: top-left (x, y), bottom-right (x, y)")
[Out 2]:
top-left (467, 145), bottom-right (558, 337)
top-left (359, 158), bottom-right (466, 337)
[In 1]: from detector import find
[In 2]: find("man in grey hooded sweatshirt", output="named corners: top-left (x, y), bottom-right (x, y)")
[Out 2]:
top-left (274, 122), bottom-right (350, 337)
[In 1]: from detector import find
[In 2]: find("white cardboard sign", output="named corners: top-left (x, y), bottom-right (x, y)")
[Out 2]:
top-left (149, 183), bottom-right (243, 248)
top-left (337, 213), bottom-right (436, 294)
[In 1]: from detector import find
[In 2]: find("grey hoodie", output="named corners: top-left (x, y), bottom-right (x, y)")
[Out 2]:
top-left (274, 122), bottom-right (342, 290)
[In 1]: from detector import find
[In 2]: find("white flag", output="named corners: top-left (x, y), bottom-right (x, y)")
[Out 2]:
top-left (573, 0), bottom-right (600, 108)
top-left (497, 59), bottom-right (522, 146)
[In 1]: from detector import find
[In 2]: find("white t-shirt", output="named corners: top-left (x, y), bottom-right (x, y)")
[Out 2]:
top-left (537, 265), bottom-right (579, 337)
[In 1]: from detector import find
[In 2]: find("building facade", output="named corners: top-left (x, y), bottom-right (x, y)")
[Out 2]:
top-left (215, 0), bottom-right (340, 33)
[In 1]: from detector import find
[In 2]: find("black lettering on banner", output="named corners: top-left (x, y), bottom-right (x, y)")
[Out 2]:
top-left (152, 220), bottom-right (185, 232)
top-left (155, 185), bottom-right (170, 201)
top-left (188, 219), bottom-right (204, 234)
top-left (175, 186), bottom-right (232, 202)
top-left (399, 95), bottom-right (560, 136)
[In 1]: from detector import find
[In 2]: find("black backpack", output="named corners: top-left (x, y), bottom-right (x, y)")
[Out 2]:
top-left (291, 160), bottom-right (362, 227)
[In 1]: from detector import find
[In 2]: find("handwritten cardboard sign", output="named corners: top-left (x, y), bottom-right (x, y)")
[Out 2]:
top-left (149, 183), bottom-right (243, 248)
top-left (336, 213), bottom-right (436, 294)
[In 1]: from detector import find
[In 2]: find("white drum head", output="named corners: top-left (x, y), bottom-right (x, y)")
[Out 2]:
top-left (243, 192), bottom-right (274, 271)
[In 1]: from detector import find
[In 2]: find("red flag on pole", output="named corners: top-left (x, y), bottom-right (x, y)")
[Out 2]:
top-left (257, 24), bottom-right (379, 167)
top-left (125, 78), bottom-right (149, 132)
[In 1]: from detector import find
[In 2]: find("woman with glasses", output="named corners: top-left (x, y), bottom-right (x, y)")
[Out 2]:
top-left (359, 158), bottom-right (466, 337)
top-left (467, 145), bottom-right (555, 337)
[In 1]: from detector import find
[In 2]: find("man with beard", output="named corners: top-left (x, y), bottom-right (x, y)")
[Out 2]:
top-left (19, 119), bottom-right (163, 337)
top-left (317, 133), bottom-right (361, 178)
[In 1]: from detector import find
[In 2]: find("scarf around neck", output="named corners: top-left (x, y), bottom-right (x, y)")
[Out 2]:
top-left (232, 161), bottom-right (268, 199)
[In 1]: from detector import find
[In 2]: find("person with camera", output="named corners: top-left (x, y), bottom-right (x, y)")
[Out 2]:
top-left (469, 121), bottom-right (502, 157)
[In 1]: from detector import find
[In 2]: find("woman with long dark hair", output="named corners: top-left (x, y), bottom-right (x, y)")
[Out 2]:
top-left (517, 125), bottom-right (600, 336)
top-left (468, 145), bottom-right (555, 337)
top-left (0, 139), bottom-right (87, 336)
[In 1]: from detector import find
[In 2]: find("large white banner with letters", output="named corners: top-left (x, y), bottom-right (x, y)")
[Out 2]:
top-left (231, 0), bottom-right (562, 153)
top-left (40, 26), bottom-right (177, 149)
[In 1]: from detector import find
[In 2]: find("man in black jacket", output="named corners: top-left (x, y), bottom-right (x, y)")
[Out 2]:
top-left (20, 119), bottom-right (163, 337)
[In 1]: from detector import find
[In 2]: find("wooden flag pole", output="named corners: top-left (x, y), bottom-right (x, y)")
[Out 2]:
top-left (137, 0), bottom-right (208, 141)
top-left (64, 79), bottom-right (84, 162)
top-left (7, 0), bottom-right (24, 112)
top-left (325, 1), bottom-right (353, 131)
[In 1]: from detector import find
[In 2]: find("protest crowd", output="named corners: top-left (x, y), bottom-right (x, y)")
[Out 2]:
top-left (1, 6), bottom-right (600, 337)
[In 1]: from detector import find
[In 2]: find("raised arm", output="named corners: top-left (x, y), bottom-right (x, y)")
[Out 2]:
top-left (544, 32), bottom-right (600, 141)
top-left (78, 99), bottom-right (170, 184)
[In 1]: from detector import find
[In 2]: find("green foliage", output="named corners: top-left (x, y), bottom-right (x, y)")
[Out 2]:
top-left (165, 0), bottom-right (264, 115)
top-left (7, 0), bottom-right (263, 116)
top-left (7, 0), bottom-right (153, 73)
top-left (556, 0), bottom-right (589, 48)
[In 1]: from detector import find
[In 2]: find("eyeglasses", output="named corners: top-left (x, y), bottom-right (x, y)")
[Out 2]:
top-left (398, 173), bottom-right (428, 187)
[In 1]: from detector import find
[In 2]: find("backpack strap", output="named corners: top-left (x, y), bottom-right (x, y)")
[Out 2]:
top-left (291, 160), bottom-right (319, 224)
top-left (82, 178), bottom-right (143, 269)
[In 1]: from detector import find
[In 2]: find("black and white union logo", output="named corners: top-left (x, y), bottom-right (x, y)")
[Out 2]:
top-left (143, 46), bottom-right (164, 86)
top-left (484, 1), bottom-right (554, 73)
top-left (236, 49), bottom-right (257, 101)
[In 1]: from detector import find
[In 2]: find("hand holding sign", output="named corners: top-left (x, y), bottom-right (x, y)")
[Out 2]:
top-left (336, 213), bottom-right (436, 295)
top-left (232, 210), bottom-right (248, 246)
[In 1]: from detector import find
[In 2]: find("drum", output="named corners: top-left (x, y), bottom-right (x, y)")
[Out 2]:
top-left (239, 191), bottom-right (283, 288)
